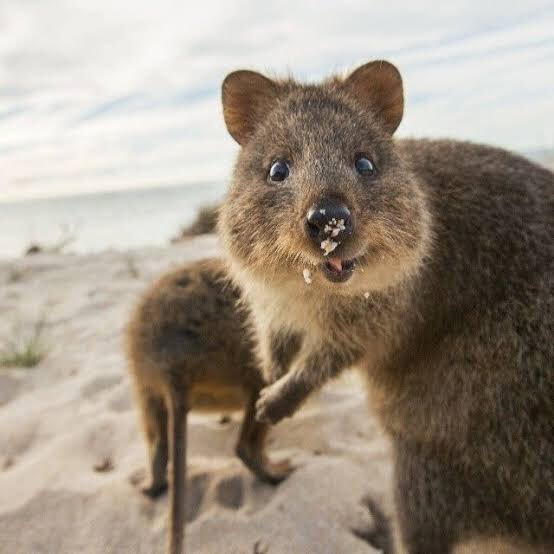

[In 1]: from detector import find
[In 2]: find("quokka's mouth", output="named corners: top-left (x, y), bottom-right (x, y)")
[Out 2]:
top-left (320, 257), bottom-right (356, 283)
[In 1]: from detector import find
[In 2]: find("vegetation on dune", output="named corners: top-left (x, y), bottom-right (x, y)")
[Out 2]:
top-left (24, 223), bottom-right (78, 257)
top-left (0, 316), bottom-right (48, 369)
top-left (171, 203), bottom-right (220, 242)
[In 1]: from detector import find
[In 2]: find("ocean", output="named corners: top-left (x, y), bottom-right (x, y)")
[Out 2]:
top-left (0, 182), bottom-right (226, 259)
top-left (2, 147), bottom-right (550, 260)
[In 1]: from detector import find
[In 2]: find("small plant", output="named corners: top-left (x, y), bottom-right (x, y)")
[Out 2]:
top-left (24, 223), bottom-right (79, 256)
top-left (125, 255), bottom-right (140, 278)
top-left (171, 203), bottom-right (220, 242)
top-left (0, 316), bottom-right (48, 369)
top-left (253, 540), bottom-right (269, 554)
top-left (93, 457), bottom-right (114, 473)
top-left (6, 267), bottom-right (25, 284)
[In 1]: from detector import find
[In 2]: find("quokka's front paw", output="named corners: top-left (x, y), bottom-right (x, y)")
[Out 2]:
top-left (255, 382), bottom-right (296, 424)
top-left (266, 363), bottom-right (285, 384)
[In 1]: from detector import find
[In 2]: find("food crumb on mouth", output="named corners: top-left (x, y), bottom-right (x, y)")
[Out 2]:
top-left (364, 292), bottom-right (370, 299)
top-left (321, 238), bottom-right (338, 256)
top-left (319, 208), bottom-right (326, 215)
top-left (302, 268), bottom-right (312, 284)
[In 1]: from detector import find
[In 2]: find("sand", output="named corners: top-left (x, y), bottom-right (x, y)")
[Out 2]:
top-left (0, 235), bottom-right (391, 554)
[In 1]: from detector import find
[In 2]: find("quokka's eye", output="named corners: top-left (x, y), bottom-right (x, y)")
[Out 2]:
top-left (268, 160), bottom-right (290, 183)
top-left (355, 155), bottom-right (376, 176)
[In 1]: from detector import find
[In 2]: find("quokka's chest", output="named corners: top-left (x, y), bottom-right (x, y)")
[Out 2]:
top-left (247, 283), bottom-right (376, 352)
top-left (247, 284), bottom-right (324, 333)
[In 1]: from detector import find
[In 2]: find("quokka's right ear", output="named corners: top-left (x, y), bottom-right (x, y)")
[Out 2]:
top-left (343, 60), bottom-right (404, 135)
top-left (221, 70), bottom-right (278, 145)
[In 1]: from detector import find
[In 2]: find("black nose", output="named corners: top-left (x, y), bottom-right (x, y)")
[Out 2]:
top-left (305, 200), bottom-right (353, 249)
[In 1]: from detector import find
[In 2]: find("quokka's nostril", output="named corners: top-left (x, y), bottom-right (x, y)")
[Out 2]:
top-left (305, 219), bottom-right (320, 238)
top-left (306, 208), bottom-right (327, 232)
top-left (330, 206), bottom-right (352, 228)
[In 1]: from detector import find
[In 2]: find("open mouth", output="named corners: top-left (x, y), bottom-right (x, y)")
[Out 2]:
top-left (320, 257), bottom-right (356, 283)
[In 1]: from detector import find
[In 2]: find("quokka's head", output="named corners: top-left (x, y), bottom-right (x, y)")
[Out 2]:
top-left (219, 61), bottom-right (431, 295)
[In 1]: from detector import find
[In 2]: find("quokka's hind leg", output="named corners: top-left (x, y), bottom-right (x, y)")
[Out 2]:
top-left (135, 388), bottom-right (169, 498)
top-left (235, 387), bottom-right (295, 485)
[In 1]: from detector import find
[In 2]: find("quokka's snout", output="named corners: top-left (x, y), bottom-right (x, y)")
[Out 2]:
top-left (303, 197), bottom-right (359, 281)
top-left (304, 199), bottom-right (354, 250)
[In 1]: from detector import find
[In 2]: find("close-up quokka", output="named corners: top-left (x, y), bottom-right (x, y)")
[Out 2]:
top-left (218, 60), bottom-right (554, 553)
top-left (125, 258), bottom-right (294, 554)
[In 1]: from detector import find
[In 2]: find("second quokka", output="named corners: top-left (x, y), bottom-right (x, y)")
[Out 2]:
top-left (125, 257), bottom-right (294, 554)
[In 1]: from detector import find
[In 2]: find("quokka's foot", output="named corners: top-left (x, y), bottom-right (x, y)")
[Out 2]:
top-left (236, 445), bottom-right (296, 485)
top-left (256, 457), bottom-right (296, 485)
top-left (130, 468), bottom-right (168, 499)
top-left (141, 480), bottom-right (168, 499)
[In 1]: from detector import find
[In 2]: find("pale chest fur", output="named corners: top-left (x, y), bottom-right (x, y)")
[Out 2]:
top-left (240, 271), bottom-right (408, 371)
top-left (243, 277), bottom-right (324, 344)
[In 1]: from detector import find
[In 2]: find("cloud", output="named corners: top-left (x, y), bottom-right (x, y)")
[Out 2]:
top-left (0, 0), bottom-right (553, 201)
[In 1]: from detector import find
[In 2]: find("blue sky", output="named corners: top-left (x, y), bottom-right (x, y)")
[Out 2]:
top-left (0, 0), bottom-right (553, 202)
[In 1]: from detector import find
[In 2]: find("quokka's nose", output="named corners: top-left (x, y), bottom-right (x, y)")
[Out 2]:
top-left (304, 200), bottom-right (353, 247)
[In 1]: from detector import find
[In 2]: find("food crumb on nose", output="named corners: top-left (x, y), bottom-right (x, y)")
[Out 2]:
top-left (321, 238), bottom-right (338, 255)
top-left (364, 292), bottom-right (370, 299)
top-left (303, 268), bottom-right (312, 284)
top-left (324, 218), bottom-right (346, 237)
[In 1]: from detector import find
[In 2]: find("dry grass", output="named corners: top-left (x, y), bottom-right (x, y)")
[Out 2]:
top-left (24, 223), bottom-right (78, 256)
top-left (171, 203), bottom-right (220, 242)
top-left (124, 255), bottom-right (140, 278)
top-left (0, 316), bottom-right (48, 369)
top-left (6, 267), bottom-right (25, 284)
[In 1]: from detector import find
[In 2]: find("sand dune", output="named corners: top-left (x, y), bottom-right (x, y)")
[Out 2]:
top-left (0, 236), bottom-right (389, 553)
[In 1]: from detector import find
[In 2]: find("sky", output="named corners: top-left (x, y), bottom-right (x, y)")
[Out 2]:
top-left (0, 0), bottom-right (553, 203)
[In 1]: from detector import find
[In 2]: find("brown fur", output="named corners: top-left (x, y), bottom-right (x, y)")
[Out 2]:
top-left (218, 60), bottom-right (554, 553)
top-left (125, 258), bottom-right (293, 554)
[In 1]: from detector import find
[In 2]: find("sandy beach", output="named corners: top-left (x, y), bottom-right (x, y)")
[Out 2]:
top-left (2, 1), bottom-right (553, 551)
top-left (0, 235), bottom-right (390, 553)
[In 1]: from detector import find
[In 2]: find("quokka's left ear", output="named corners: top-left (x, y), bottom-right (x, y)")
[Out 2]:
top-left (343, 60), bottom-right (404, 134)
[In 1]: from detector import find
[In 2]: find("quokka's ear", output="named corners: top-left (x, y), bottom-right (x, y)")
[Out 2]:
top-left (221, 70), bottom-right (278, 145)
top-left (343, 60), bottom-right (404, 134)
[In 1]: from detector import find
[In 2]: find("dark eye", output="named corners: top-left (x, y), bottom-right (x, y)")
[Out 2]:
top-left (355, 155), bottom-right (376, 176)
top-left (268, 160), bottom-right (289, 183)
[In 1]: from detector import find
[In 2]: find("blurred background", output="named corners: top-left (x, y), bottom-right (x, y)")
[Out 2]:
top-left (0, 4), bottom-right (553, 551)
top-left (0, 0), bottom-right (553, 257)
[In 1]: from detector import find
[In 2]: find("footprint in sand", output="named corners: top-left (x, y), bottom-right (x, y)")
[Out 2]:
top-left (106, 384), bottom-right (133, 412)
top-left (0, 374), bottom-right (21, 406)
top-left (214, 474), bottom-right (244, 510)
top-left (128, 468), bottom-right (210, 523)
top-left (80, 375), bottom-right (122, 399)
